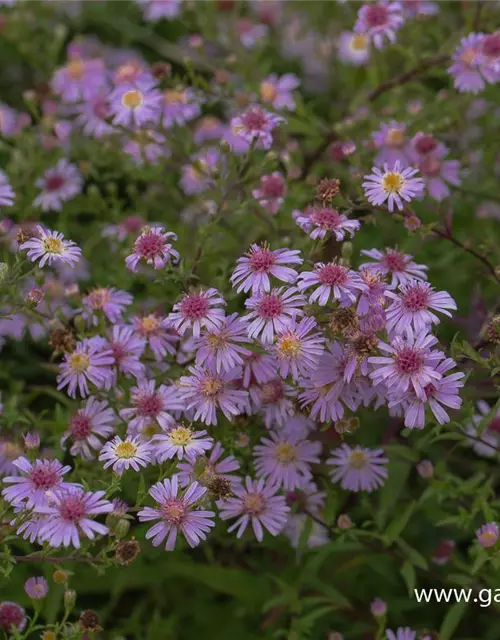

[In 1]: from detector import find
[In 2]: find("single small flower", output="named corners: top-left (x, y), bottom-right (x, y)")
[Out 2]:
top-left (194, 313), bottom-right (252, 374)
top-left (360, 247), bottom-right (428, 289)
top-left (50, 57), bottom-right (107, 103)
top-left (99, 435), bottom-right (153, 475)
top-left (354, 1), bottom-right (404, 49)
top-left (231, 244), bottom-right (302, 294)
top-left (180, 148), bottom-right (221, 195)
top-left (137, 0), bottom-right (183, 21)
top-left (61, 397), bottom-right (116, 460)
top-left (33, 160), bottom-right (83, 212)
top-left (370, 598), bottom-right (387, 617)
top-left (372, 121), bottom-right (410, 166)
top-left (167, 288), bottom-right (226, 338)
top-left (109, 78), bottom-right (162, 127)
top-left (244, 286), bottom-right (305, 344)
top-left (448, 33), bottom-right (485, 94)
top-left (24, 577), bottom-right (49, 600)
top-left (259, 73), bottom-right (300, 111)
top-left (57, 339), bottom-right (115, 399)
top-left (0, 170), bottom-right (14, 208)
top-left (120, 379), bottom-right (185, 435)
top-left (21, 226), bottom-right (82, 268)
top-left (476, 522), bottom-right (499, 548)
top-left (75, 92), bottom-right (114, 138)
top-left (218, 476), bottom-right (290, 541)
top-left (230, 106), bottom-right (284, 151)
top-left (240, 352), bottom-right (277, 387)
top-left (154, 425), bottom-right (213, 462)
top-left (294, 205), bottom-right (360, 240)
top-left (161, 87), bottom-right (201, 128)
top-left (132, 313), bottom-right (179, 361)
top-left (297, 261), bottom-right (367, 307)
top-left (2, 457), bottom-right (74, 508)
top-left (272, 316), bottom-right (325, 380)
top-left (105, 325), bottom-right (146, 380)
top-left (138, 475), bottom-right (215, 550)
top-left (252, 378), bottom-right (297, 428)
top-left (362, 161), bottom-right (424, 212)
top-left (252, 172), bottom-right (287, 215)
top-left (82, 287), bottom-right (133, 325)
top-left (338, 32), bottom-right (371, 66)
top-left (23, 432), bottom-right (40, 450)
top-left (327, 444), bottom-right (388, 492)
top-left (125, 226), bottom-right (179, 271)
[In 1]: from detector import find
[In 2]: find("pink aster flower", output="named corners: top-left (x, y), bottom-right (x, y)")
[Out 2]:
top-left (50, 56), bottom-right (108, 103)
top-left (218, 476), bottom-right (290, 541)
top-left (328, 444), bottom-right (388, 492)
top-left (357, 269), bottom-right (389, 316)
top-left (479, 31), bottom-right (500, 84)
top-left (99, 435), bottom-right (153, 475)
top-left (177, 441), bottom-right (241, 489)
top-left (338, 31), bottom-right (371, 66)
top-left (132, 313), bottom-right (178, 360)
top-left (180, 366), bottom-right (249, 426)
top-left (33, 160), bottom-right (83, 212)
top-left (125, 226), bottom-right (179, 271)
top-left (354, 1), bottom-right (404, 49)
top-left (36, 487), bottom-right (113, 549)
top-left (109, 78), bottom-right (162, 127)
top-left (298, 261), bottom-right (367, 307)
top-left (0, 170), bottom-right (14, 208)
top-left (272, 316), bottom-right (325, 380)
top-left (137, 0), bottom-right (182, 21)
top-left (61, 397), bottom-right (116, 460)
top-left (154, 424), bottom-right (213, 462)
top-left (386, 281), bottom-right (456, 337)
top-left (106, 325), bottom-right (146, 380)
top-left (82, 286), bottom-right (133, 325)
top-left (386, 629), bottom-right (416, 640)
top-left (363, 161), bottom-right (424, 212)
top-left (294, 205), bottom-right (360, 240)
top-left (240, 352), bottom-right (277, 387)
top-left (195, 313), bottom-right (251, 374)
top-left (57, 339), bottom-right (115, 398)
top-left (230, 106), bottom-right (284, 151)
top-left (372, 121), bottom-right (410, 166)
top-left (250, 378), bottom-right (296, 427)
top-left (120, 379), bottom-right (185, 435)
top-left (252, 172), bottom-right (287, 215)
top-left (231, 244), bottom-right (302, 295)
top-left (368, 331), bottom-right (443, 400)
top-left (75, 92), bottom-right (114, 138)
top-left (167, 288), bottom-right (226, 338)
top-left (138, 475), bottom-right (215, 550)
top-left (244, 286), bottom-right (305, 344)
top-left (360, 247), bottom-right (428, 289)
top-left (259, 73), bottom-right (300, 111)
top-left (476, 522), bottom-right (499, 549)
top-left (24, 577), bottom-right (49, 600)
top-left (448, 33), bottom-right (486, 94)
top-left (2, 457), bottom-right (74, 508)
top-left (0, 602), bottom-right (26, 634)
top-left (160, 87), bottom-right (201, 128)
top-left (253, 431), bottom-right (321, 490)
top-left (409, 133), bottom-right (461, 201)
top-left (20, 226), bottom-right (82, 268)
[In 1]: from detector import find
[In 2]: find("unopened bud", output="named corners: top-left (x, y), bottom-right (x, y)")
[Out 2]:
top-left (337, 514), bottom-right (352, 530)
top-left (115, 519), bottom-right (130, 539)
top-left (341, 241), bottom-right (353, 261)
top-left (53, 569), bottom-right (69, 585)
top-left (370, 597), bottom-right (387, 617)
top-left (26, 287), bottom-right (44, 308)
top-left (417, 459), bottom-right (434, 479)
top-left (23, 432), bottom-right (40, 450)
top-left (404, 214), bottom-right (421, 232)
top-left (235, 433), bottom-right (249, 448)
top-left (151, 61), bottom-right (172, 79)
top-left (64, 589), bottom-right (76, 611)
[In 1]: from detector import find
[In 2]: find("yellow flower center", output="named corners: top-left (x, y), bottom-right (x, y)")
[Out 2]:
top-left (201, 378), bottom-right (223, 397)
top-left (169, 426), bottom-right (193, 446)
top-left (461, 48), bottom-right (476, 65)
top-left (278, 334), bottom-right (302, 359)
top-left (386, 128), bottom-right (405, 147)
top-left (348, 450), bottom-right (368, 470)
top-left (121, 89), bottom-right (144, 109)
top-left (382, 171), bottom-right (404, 193)
top-left (140, 315), bottom-right (160, 334)
top-left (260, 81), bottom-right (278, 103)
top-left (143, 423), bottom-right (161, 439)
top-left (41, 631), bottom-right (57, 640)
top-left (275, 442), bottom-right (297, 464)
top-left (115, 441), bottom-right (138, 459)
top-left (67, 59), bottom-right (85, 79)
top-left (205, 332), bottom-right (227, 350)
top-left (42, 237), bottom-right (64, 254)
top-left (244, 494), bottom-right (264, 515)
top-left (164, 89), bottom-right (187, 104)
top-left (351, 34), bottom-right (368, 51)
top-left (69, 353), bottom-right (90, 372)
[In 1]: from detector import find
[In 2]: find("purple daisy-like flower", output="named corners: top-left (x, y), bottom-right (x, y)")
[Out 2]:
top-left (50, 57), bottom-right (108, 103)
top-left (259, 73), bottom-right (300, 111)
top-left (338, 31), bottom-right (371, 66)
top-left (180, 366), bottom-right (249, 426)
top-left (385, 281), bottom-right (456, 337)
top-left (363, 161), bottom-right (424, 212)
top-left (57, 339), bottom-right (115, 399)
top-left (120, 379), bottom-right (185, 435)
top-left (195, 313), bottom-right (251, 374)
top-left (448, 33), bottom-right (486, 94)
top-left (479, 31), bottom-right (500, 84)
top-left (476, 522), bottom-right (499, 548)
top-left (33, 160), bottom-right (83, 212)
top-left (237, 18), bottom-right (269, 49)
top-left (368, 330), bottom-right (443, 400)
top-left (24, 577), bottom-right (49, 600)
top-left (298, 261), bottom-right (367, 307)
top-left (386, 629), bottom-right (417, 640)
top-left (230, 106), bottom-right (284, 151)
top-left (372, 121), bottom-right (410, 166)
top-left (154, 425), bottom-right (213, 462)
top-left (125, 226), bottom-right (179, 272)
top-left (354, 1), bottom-right (404, 50)
top-left (294, 205), bottom-right (360, 241)
top-left (82, 286), bottom-right (133, 325)
top-left (137, 0), bottom-right (182, 21)
top-left (410, 133), bottom-right (461, 202)
top-left (402, 0), bottom-right (439, 16)
top-left (0, 170), bottom-right (14, 208)
top-left (180, 147), bottom-right (221, 196)
top-left (2, 457), bottom-right (75, 508)
top-left (252, 172), bottom-right (287, 215)
top-left (244, 286), bottom-right (305, 344)
top-left (273, 316), bottom-right (325, 380)
top-left (161, 87), bottom-right (201, 128)
top-left (253, 431), bottom-right (321, 490)
top-left (357, 269), bottom-right (389, 316)
top-left (240, 352), bottom-right (277, 387)
top-left (231, 244), bottom-right (303, 295)
top-left (132, 313), bottom-right (179, 361)
top-left (75, 92), bottom-right (114, 138)
top-left (138, 475), bottom-right (215, 551)
top-left (109, 78), bottom-right (162, 127)
top-left (177, 442), bottom-right (241, 489)
top-left (360, 247), bottom-right (428, 289)
top-left (20, 226), bottom-right (82, 268)
top-left (218, 476), bottom-right (289, 541)
top-left (328, 444), bottom-right (388, 492)
top-left (36, 487), bottom-right (113, 549)
top-left (167, 288), bottom-right (226, 339)
top-left (106, 325), bottom-right (146, 380)
top-left (0, 440), bottom-right (24, 477)
top-left (99, 435), bottom-right (153, 475)
top-left (251, 378), bottom-right (297, 428)
top-left (61, 397), bottom-right (116, 460)
top-left (0, 602), bottom-right (26, 634)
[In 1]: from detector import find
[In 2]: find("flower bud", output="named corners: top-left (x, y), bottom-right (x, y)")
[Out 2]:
top-left (417, 459), bottom-right (434, 479)
top-left (337, 514), bottom-right (352, 530)
top-left (64, 589), bottom-right (76, 612)
top-left (115, 539), bottom-right (140, 566)
top-left (476, 522), bottom-right (499, 548)
top-left (53, 569), bottom-right (69, 585)
top-left (26, 287), bottom-right (44, 308)
top-left (370, 597), bottom-right (387, 617)
top-left (24, 432), bottom-right (40, 450)
top-left (115, 519), bottom-right (131, 539)
top-left (79, 609), bottom-right (101, 633)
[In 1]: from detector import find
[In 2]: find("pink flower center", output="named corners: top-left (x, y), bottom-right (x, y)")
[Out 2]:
top-left (237, 18), bottom-right (253, 34)
top-left (483, 33), bottom-right (500, 58)
top-left (243, 492), bottom-right (265, 516)
top-left (261, 175), bottom-right (285, 198)
top-left (123, 215), bottom-right (145, 233)
top-left (365, 3), bottom-right (389, 27)
top-left (70, 413), bottom-right (93, 440)
top-left (415, 134), bottom-right (437, 155)
top-left (419, 156), bottom-right (441, 177)
top-left (317, 264), bottom-right (348, 286)
top-left (402, 285), bottom-right (430, 311)
top-left (161, 498), bottom-right (187, 524)
top-left (242, 108), bottom-right (268, 132)
top-left (93, 97), bottom-right (109, 119)
top-left (138, 393), bottom-right (163, 417)
top-left (45, 175), bottom-right (64, 191)
top-left (261, 379), bottom-right (284, 403)
top-left (30, 465), bottom-right (59, 490)
top-left (381, 251), bottom-right (407, 273)
top-left (487, 417), bottom-right (500, 434)
top-left (87, 288), bottom-right (110, 310)
top-left (310, 207), bottom-right (342, 229)
top-left (110, 341), bottom-right (126, 363)
top-left (249, 247), bottom-right (276, 272)
top-left (257, 293), bottom-right (284, 319)
top-left (60, 496), bottom-right (85, 522)
top-left (0, 603), bottom-right (25, 631)
top-left (136, 231), bottom-right (165, 258)
top-left (201, 375), bottom-right (223, 398)
top-left (395, 346), bottom-right (424, 374)
top-left (180, 294), bottom-right (209, 320)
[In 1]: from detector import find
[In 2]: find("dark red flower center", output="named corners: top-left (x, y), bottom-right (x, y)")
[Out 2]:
top-left (261, 379), bottom-right (284, 403)
top-left (70, 413), bottom-right (93, 440)
top-left (180, 294), bottom-right (209, 320)
top-left (136, 232), bottom-right (164, 258)
top-left (318, 264), bottom-right (348, 286)
top-left (242, 108), bottom-right (268, 131)
top-left (138, 394), bottom-right (163, 417)
top-left (310, 206), bottom-right (343, 229)
top-left (30, 465), bottom-right (59, 490)
top-left (60, 496), bottom-right (85, 522)
top-left (395, 346), bottom-right (424, 374)
top-left (257, 293), bottom-right (284, 319)
top-left (483, 33), bottom-right (500, 58)
top-left (415, 134), bottom-right (438, 155)
top-left (381, 251), bottom-right (407, 273)
top-left (261, 175), bottom-right (285, 198)
top-left (402, 285), bottom-right (430, 311)
top-left (0, 602), bottom-right (25, 631)
top-left (365, 3), bottom-right (389, 27)
top-left (46, 175), bottom-right (65, 191)
top-left (249, 247), bottom-right (276, 272)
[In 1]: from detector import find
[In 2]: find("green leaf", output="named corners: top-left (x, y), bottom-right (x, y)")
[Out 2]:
top-left (439, 600), bottom-right (469, 640)
top-left (395, 539), bottom-right (428, 570)
top-left (400, 561), bottom-right (416, 595)
top-left (377, 460), bottom-right (411, 528)
top-left (386, 502), bottom-right (416, 543)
